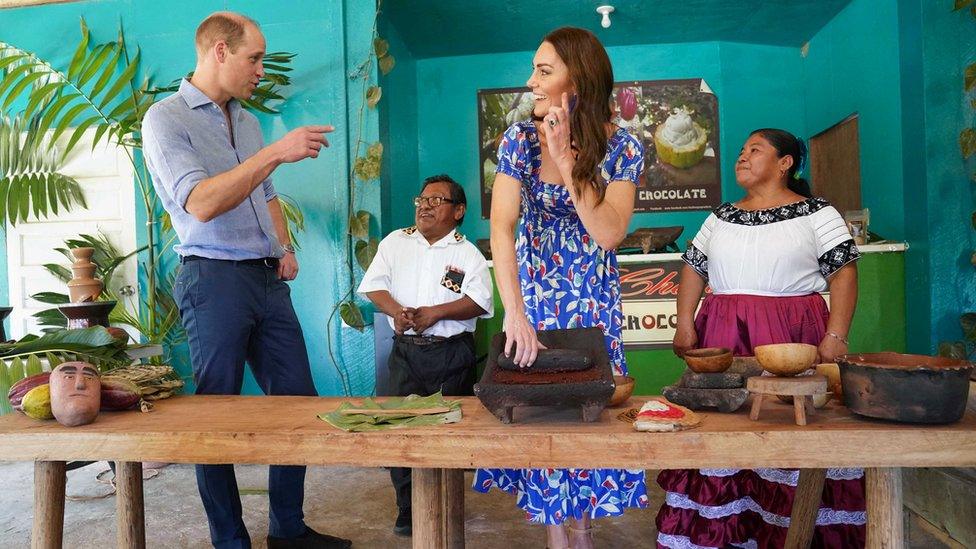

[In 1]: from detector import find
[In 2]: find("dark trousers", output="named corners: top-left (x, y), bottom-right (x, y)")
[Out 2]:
top-left (383, 333), bottom-right (476, 513)
top-left (174, 258), bottom-right (317, 549)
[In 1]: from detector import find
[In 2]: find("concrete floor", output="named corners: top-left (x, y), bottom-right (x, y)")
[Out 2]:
top-left (0, 462), bottom-right (951, 548)
top-left (0, 462), bottom-right (659, 548)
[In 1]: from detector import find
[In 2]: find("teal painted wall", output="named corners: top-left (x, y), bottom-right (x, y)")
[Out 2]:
top-left (915, 1), bottom-right (976, 352)
top-left (390, 41), bottom-right (805, 242)
top-left (0, 0), bottom-right (381, 396)
top-left (801, 0), bottom-right (905, 240)
top-left (378, 18), bottom-right (418, 236)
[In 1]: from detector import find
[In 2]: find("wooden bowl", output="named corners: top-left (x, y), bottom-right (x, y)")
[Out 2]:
top-left (683, 347), bottom-right (733, 373)
top-left (754, 343), bottom-right (818, 376)
top-left (609, 375), bottom-right (635, 406)
top-left (815, 363), bottom-right (843, 400)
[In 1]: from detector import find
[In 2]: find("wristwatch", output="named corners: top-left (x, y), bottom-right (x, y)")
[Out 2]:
top-left (282, 243), bottom-right (296, 254)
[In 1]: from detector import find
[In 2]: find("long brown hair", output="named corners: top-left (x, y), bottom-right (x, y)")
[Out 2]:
top-left (543, 27), bottom-right (614, 203)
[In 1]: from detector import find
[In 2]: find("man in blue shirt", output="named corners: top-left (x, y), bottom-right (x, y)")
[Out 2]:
top-left (142, 12), bottom-right (349, 549)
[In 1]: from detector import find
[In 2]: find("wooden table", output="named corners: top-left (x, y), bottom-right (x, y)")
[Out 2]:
top-left (1, 395), bottom-right (974, 549)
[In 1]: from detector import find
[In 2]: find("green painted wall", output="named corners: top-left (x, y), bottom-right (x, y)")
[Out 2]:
top-left (0, 0), bottom-right (381, 396)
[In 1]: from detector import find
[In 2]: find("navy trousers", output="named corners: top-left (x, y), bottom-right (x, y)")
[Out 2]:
top-left (383, 333), bottom-right (476, 513)
top-left (174, 258), bottom-right (317, 549)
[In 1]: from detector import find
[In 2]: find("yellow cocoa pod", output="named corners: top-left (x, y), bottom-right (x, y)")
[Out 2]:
top-left (22, 384), bottom-right (54, 420)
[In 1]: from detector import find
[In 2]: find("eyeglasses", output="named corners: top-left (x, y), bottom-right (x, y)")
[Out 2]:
top-left (413, 196), bottom-right (455, 208)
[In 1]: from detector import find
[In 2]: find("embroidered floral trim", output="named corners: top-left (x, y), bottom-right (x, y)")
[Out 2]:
top-left (682, 243), bottom-right (708, 280)
top-left (754, 467), bottom-right (865, 486)
top-left (715, 197), bottom-right (829, 226)
top-left (657, 532), bottom-right (756, 549)
top-left (818, 239), bottom-right (860, 277)
top-left (663, 491), bottom-right (867, 526)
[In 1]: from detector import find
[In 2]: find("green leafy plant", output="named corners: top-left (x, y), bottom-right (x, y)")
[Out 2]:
top-left (322, 2), bottom-right (390, 396)
top-left (31, 233), bottom-right (144, 331)
top-left (0, 114), bottom-right (87, 225)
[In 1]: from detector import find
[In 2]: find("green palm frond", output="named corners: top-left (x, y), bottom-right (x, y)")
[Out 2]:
top-left (278, 193), bottom-right (306, 250)
top-left (0, 18), bottom-right (149, 161)
top-left (147, 51), bottom-right (295, 115)
top-left (0, 115), bottom-right (86, 226)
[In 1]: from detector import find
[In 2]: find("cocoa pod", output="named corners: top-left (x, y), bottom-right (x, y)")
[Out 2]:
top-left (105, 326), bottom-right (130, 345)
top-left (22, 384), bottom-right (54, 420)
top-left (8, 372), bottom-right (52, 410)
top-left (99, 376), bottom-right (142, 411)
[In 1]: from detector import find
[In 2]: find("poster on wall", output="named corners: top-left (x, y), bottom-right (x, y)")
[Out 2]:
top-left (476, 78), bottom-right (721, 218)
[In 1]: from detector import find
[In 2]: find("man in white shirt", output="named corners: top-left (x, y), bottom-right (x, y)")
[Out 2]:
top-left (357, 174), bottom-right (493, 537)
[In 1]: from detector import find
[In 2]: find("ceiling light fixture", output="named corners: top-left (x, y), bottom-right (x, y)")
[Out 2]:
top-left (596, 5), bottom-right (615, 29)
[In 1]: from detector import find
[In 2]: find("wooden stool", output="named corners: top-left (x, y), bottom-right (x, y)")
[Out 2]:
top-left (747, 375), bottom-right (827, 426)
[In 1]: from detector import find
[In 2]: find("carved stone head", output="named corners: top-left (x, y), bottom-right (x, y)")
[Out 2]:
top-left (50, 362), bottom-right (101, 427)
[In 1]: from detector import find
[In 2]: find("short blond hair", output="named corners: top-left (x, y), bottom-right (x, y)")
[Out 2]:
top-left (195, 12), bottom-right (258, 56)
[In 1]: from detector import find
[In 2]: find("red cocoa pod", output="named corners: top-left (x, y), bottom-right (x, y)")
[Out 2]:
top-left (105, 327), bottom-right (130, 345)
top-left (99, 376), bottom-right (142, 411)
top-left (8, 372), bottom-right (52, 410)
top-left (616, 87), bottom-right (638, 121)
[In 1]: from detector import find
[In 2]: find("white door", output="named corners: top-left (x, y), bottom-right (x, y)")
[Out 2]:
top-left (5, 130), bottom-right (138, 339)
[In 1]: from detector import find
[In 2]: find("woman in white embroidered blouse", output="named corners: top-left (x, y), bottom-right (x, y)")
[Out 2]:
top-left (655, 129), bottom-right (866, 548)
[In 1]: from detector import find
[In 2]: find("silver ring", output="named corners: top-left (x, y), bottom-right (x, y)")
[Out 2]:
top-left (548, 118), bottom-right (557, 127)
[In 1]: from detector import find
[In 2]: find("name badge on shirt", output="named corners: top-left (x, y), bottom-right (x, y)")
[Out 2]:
top-left (440, 265), bottom-right (465, 294)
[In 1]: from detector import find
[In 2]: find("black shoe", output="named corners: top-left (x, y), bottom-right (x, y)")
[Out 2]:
top-left (393, 508), bottom-right (412, 537)
top-left (267, 526), bottom-right (352, 549)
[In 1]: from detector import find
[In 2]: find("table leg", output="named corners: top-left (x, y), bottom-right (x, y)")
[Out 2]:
top-left (794, 397), bottom-right (808, 426)
top-left (413, 468), bottom-right (444, 549)
top-left (442, 469), bottom-right (465, 549)
top-left (749, 393), bottom-right (764, 420)
top-left (115, 461), bottom-right (146, 549)
top-left (785, 468), bottom-right (827, 548)
top-left (865, 467), bottom-right (903, 549)
top-left (32, 460), bottom-right (66, 549)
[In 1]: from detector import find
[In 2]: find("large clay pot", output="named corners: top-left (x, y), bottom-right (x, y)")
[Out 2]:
top-left (836, 352), bottom-right (973, 424)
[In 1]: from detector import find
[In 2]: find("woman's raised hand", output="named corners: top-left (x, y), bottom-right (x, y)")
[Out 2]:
top-left (541, 92), bottom-right (574, 170)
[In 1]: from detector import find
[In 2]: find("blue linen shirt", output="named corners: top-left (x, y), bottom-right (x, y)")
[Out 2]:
top-left (142, 79), bottom-right (284, 260)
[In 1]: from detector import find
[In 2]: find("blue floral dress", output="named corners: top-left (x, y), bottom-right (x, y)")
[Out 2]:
top-left (472, 120), bottom-right (648, 525)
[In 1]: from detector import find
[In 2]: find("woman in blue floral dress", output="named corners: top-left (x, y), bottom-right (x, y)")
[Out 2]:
top-left (471, 27), bottom-right (647, 549)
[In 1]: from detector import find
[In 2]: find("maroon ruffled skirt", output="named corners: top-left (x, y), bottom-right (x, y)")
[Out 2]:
top-left (657, 293), bottom-right (865, 548)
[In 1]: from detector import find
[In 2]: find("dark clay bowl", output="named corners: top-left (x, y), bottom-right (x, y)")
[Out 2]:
top-left (683, 347), bottom-right (733, 373)
top-left (836, 352), bottom-right (973, 424)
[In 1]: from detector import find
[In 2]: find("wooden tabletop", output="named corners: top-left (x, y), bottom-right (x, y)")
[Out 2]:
top-left (1, 395), bottom-right (974, 469)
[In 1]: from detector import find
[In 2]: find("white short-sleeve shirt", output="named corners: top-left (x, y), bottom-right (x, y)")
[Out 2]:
top-left (357, 226), bottom-right (494, 337)
top-left (682, 198), bottom-right (860, 296)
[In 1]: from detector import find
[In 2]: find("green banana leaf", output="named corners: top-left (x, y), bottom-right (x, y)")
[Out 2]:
top-left (318, 392), bottom-right (462, 432)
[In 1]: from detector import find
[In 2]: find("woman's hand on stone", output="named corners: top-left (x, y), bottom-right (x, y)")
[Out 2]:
top-left (503, 314), bottom-right (547, 368)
